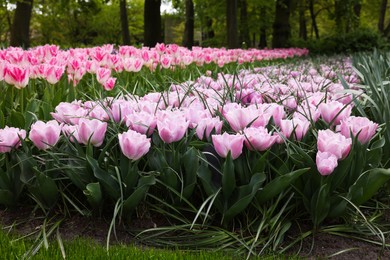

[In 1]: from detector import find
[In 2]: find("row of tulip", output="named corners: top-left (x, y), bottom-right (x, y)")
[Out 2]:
top-left (0, 44), bottom-right (308, 89)
top-left (0, 55), bottom-right (387, 231)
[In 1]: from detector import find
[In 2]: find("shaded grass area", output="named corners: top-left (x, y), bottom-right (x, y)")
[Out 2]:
top-left (0, 227), bottom-right (293, 259)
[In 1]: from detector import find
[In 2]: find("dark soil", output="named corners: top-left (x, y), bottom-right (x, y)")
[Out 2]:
top-left (1, 207), bottom-right (390, 259)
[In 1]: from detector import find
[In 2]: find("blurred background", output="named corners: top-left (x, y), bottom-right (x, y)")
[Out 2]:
top-left (0, 0), bottom-right (389, 53)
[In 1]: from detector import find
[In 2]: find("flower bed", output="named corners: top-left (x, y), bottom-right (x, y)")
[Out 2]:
top-left (0, 47), bottom-right (389, 255)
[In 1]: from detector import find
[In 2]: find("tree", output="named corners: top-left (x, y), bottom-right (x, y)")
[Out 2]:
top-left (144, 0), bottom-right (162, 47)
top-left (120, 0), bottom-right (131, 45)
top-left (239, 0), bottom-right (250, 47)
top-left (272, 0), bottom-right (293, 48)
top-left (308, 0), bottom-right (319, 39)
top-left (379, 0), bottom-right (387, 34)
top-left (226, 0), bottom-right (239, 48)
top-left (10, 0), bottom-right (34, 48)
top-left (298, 0), bottom-right (307, 40)
top-left (183, 0), bottom-right (194, 48)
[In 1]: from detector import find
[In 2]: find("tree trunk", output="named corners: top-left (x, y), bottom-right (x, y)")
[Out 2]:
top-left (183, 0), bottom-right (194, 48)
top-left (272, 0), bottom-right (292, 48)
top-left (227, 0), bottom-right (239, 49)
top-left (299, 0), bottom-right (307, 40)
top-left (120, 0), bottom-right (131, 45)
top-left (10, 0), bottom-right (34, 48)
top-left (308, 0), bottom-right (319, 39)
top-left (239, 0), bottom-right (250, 48)
top-left (379, 0), bottom-right (387, 33)
top-left (144, 0), bottom-right (162, 47)
top-left (352, 1), bottom-right (361, 30)
top-left (258, 6), bottom-right (267, 48)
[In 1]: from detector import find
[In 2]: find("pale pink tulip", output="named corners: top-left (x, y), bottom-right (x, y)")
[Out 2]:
top-left (212, 132), bottom-right (245, 159)
top-left (243, 127), bottom-right (278, 151)
top-left (319, 101), bottom-right (352, 125)
top-left (317, 129), bottom-right (352, 160)
top-left (339, 116), bottom-right (378, 144)
top-left (29, 120), bottom-right (61, 150)
top-left (279, 117), bottom-right (310, 141)
top-left (0, 126), bottom-right (26, 153)
top-left (118, 129), bottom-right (151, 161)
top-left (51, 101), bottom-right (88, 125)
top-left (316, 151), bottom-right (338, 176)
top-left (45, 65), bottom-right (64, 84)
top-left (157, 111), bottom-right (189, 144)
top-left (126, 111), bottom-right (157, 136)
top-left (196, 117), bottom-right (223, 140)
top-left (77, 118), bottom-right (107, 147)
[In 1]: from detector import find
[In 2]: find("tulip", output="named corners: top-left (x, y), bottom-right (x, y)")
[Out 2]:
top-left (126, 111), bottom-right (157, 136)
top-left (243, 127), bottom-right (278, 151)
top-left (51, 101), bottom-right (88, 125)
top-left (212, 132), bottom-right (245, 160)
top-left (319, 101), bottom-right (352, 125)
top-left (45, 65), bottom-right (64, 84)
top-left (0, 126), bottom-right (26, 153)
top-left (77, 118), bottom-right (107, 147)
top-left (317, 129), bottom-right (352, 160)
top-left (29, 120), bottom-right (61, 150)
top-left (279, 117), bottom-right (310, 141)
top-left (118, 129), bottom-right (151, 161)
top-left (103, 77), bottom-right (116, 91)
top-left (338, 116), bottom-right (378, 144)
top-left (316, 151), bottom-right (338, 176)
top-left (157, 111), bottom-right (189, 144)
top-left (4, 64), bottom-right (29, 89)
top-left (96, 67), bottom-right (111, 85)
top-left (196, 117), bottom-right (223, 140)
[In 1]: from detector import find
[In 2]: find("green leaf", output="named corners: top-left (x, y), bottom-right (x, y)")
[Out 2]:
top-left (222, 152), bottom-right (236, 201)
top-left (197, 161), bottom-right (218, 196)
top-left (86, 155), bottom-right (120, 200)
top-left (8, 110), bottom-right (25, 129)
top-left (370, 137), bottom-right (385, 150)
top-left (0, 109), bottom-right (4, 128)
top-left (0, 189), bottom-right (16, 206)
top-left (223, 173), bottom-right (265, 223)
top-left (84, 182), bottom-right (103, 209)
top-left (311, 183), bottom-right (330, 227)
top-left (29, 170), bottom-right (59, 208)
top-left (181, 147), bottom-right (199, 199)
top-left (348, 168), bottom-right (390, 205)
top-left (122, 175), bottom-right (156, 215)
top-left (256, 168), bottom-right (309, 204)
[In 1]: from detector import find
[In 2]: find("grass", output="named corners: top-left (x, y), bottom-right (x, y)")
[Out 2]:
top-left (0, 227), bottom-right (298, 259)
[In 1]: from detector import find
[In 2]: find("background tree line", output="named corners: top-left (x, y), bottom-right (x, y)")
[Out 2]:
top-left (0, 0), bottom-right (389, 52)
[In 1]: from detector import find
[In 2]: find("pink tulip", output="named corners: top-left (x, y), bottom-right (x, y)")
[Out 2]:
top-left (279, 117), bottom-right (310, 141)
top-left (4, 64), bottom-right (29, 89)
top-left (316, 151), bottom-right (338, 176)
top-left (118, 129), bottom-right (151, 161)
top-left (338, 116), bottom-right (378, 144)
top-left (243, 127), bottom-right (278, 151)
top-left (29, 120), bottom-right (62, 150)
top-left (319, 101), bottom-right (352, 125)
top-left (62, 124), bottom-right (80, 143)
top-left (212, 132), bottom-right (245, 159)
top-left (224, 105), bottom-right (270, 132)
top-left (51, 101), bottom-right (88, 125)
top-left (196, 117), bottom-right (223, 140)
top-left (45, 65), bottom-right (64, 84)
top-left (0, 126), bottom-right (26, 153)
top-left (157, 111), bottom-right (189, 144)
top-left (126, 111), bottom-right (157, 136)
top-left (103, 77), bottom-right (116, 91)
top-left (96, 67), bottom-right (111, 85)
top-left (77, 118), bottom-right (107, 147)
top-left (317, 129), bottom-right (352, 160)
